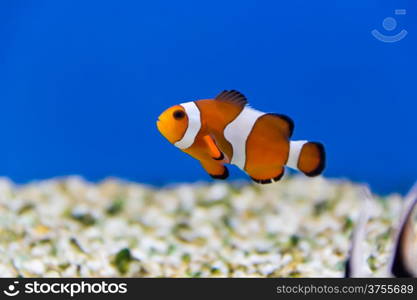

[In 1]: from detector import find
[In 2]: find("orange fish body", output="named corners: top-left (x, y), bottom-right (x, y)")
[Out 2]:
top-left (157, 90), bottom-right (325, 184)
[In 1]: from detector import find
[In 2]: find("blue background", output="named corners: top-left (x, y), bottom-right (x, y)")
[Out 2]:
top-left (0, 1), bottom-right (416, 194)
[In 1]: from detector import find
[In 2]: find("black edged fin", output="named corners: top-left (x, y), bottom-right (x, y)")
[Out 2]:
top-left (251, 177), bottom-right (272, 184)
top-left (250, 168), bottom-right (284, 184)
top-left (390, 183), bottom-right (417, 277)
top-left (302, 142), bottom-right (326, 177)
top-left (267, 113), bottom-right (295, 138)
top-left (212, 152), bottom-right (224, 161)
top-left (209, 166), bottom-right (229, 180)
top-left (272, 171), bottom-right (284, 182)
top-left (215, 90), bottom-right (248, 107)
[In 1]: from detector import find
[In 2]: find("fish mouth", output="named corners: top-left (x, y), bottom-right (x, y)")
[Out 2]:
top-left (156, 119), bottom-right (162, 132)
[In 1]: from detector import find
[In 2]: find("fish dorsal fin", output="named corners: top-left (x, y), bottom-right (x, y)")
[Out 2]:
top-left (215, 90), bottom-right (248, 107)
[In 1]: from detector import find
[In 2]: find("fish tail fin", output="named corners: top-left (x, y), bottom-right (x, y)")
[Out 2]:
top-left (286, 141), bottom-right (325, 176)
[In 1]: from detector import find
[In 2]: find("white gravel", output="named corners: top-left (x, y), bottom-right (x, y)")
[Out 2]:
top-left (0, 176), bottom-right (405, 277)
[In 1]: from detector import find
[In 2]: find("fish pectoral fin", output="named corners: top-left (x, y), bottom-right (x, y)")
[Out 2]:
top-left (203, 135), bottom-right (224, 160)
top-left (200, 159), bottom-right (229, 180)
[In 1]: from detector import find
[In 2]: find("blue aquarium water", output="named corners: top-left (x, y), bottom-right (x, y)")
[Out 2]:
top-left (0, 1), bottom-right (416, 194)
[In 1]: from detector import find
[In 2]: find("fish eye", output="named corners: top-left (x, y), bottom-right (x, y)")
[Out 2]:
top-left (173, 110), bottom-right (185, 120)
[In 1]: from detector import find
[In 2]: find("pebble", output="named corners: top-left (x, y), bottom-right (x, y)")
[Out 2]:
top-left (0, 176), bottom-right (405, 277)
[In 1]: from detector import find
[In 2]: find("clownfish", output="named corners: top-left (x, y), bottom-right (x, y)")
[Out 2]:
top-left (156, 90), bottom-right (325, 184)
